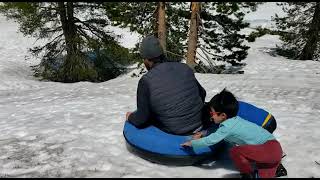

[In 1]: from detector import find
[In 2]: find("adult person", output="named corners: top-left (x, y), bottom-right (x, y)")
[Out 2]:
top-left (126, 35), bottom-right (206, 135)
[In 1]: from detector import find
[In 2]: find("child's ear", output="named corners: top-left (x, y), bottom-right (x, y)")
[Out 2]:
top-left (221, 113), bottom-right (228, 120)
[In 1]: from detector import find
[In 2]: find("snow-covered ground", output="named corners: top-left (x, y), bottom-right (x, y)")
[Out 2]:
top-left (1, 3), bottom-right (320, 177)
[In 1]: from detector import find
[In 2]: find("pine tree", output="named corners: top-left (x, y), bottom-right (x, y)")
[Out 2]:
top-left (0, 2), bottom-right (123, 82)
top-left (104, 2), bottom-right (260, 72)
top-left (273, 2), bottom-right (320, 61)
top-left (198, 2), bottom-right (260, 69)
top-left (103, 2), bottom-right (190, 61)
top-left (165, 2), bottom-right (190, 61)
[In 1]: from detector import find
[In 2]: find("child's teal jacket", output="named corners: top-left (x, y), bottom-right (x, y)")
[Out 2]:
top-left (191, 116), bottom-right (275, 149)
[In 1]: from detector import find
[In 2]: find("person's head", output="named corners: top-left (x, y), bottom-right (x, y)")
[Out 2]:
top-left (208, 88), bottom-right (239, 124)
top-left (139, 35), bottom-right (166, 71)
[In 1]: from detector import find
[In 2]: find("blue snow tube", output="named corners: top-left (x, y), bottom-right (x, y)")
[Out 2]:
top-left (123, 101), bottom-right (272, 166)
top-left (237, 101), bottom-right (273, 127)
top-left (123, 121), bottom-right (222, 166)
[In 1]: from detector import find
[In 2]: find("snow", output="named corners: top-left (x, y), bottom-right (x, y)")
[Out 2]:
top-left (104, 26), bottom-right (141, 49)
top-left (244, 2), bottom-right (286, 21)
top-left (1, 3), bottom-right (320, 177)
top-left (244, 2), bottom-right (287, 29)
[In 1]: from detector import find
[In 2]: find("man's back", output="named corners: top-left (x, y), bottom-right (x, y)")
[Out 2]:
top-left (143, 62), bottom-right (204, 134)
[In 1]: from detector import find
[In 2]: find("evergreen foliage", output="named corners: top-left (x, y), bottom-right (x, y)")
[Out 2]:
top-left (103, 2), bottom-right (189, 62)
top-left (0, 2), bottom-right (137, 82)
top-left (199, 2), bottom-right (260, 68)
top-left (273, 2), bottom-right (320, 61)
top-left (104, 2), bottom-right (261, 72)
top-left (246, 26), bottom-right (279, 42)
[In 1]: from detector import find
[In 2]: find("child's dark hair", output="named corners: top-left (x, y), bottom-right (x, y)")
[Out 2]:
top-left (208, 88), bottom-right (239, 118)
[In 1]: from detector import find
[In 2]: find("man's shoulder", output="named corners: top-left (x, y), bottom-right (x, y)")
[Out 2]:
top-left (138, 74), bottom-right (149, 85)
top-left (144, 62), bottom-right (193, 80)
top-left (160, 62), bottom-right (193, 73)
top-left (166, 61), bottom-right (190, 68)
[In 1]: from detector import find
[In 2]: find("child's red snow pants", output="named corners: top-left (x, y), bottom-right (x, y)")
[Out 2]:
top-left (229, 140), bottom-right (283, 178)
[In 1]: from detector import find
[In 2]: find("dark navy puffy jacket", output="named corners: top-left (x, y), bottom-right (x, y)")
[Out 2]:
top-left (128, 62), bottom-right (206, 135)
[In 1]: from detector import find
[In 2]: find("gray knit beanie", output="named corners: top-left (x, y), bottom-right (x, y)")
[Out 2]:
top-left (139, 35), bottom-right (164, 60)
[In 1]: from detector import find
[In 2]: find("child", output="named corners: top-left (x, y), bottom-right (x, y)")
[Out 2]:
top-left (181, 89), bottom-right (283, 178)
top-left (200, 96), bottom-right (287, 177)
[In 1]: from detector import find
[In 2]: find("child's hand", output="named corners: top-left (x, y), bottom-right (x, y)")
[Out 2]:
top-left (192, 132), bottom-right (202, 140)
top-left (180, 141), bottom-right (192, 147)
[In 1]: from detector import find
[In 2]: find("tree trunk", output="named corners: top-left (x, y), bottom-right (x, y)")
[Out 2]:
top-left (187, 2), bottom-right (201, 70)
top-left (57, 2), bottom-right (97, 82)
top-left (58, 2), bottom-right (78, 56)
top-left (299, 2), bottom-right (320, 60)
top-left (157, 2), bottom-right (166, 54)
